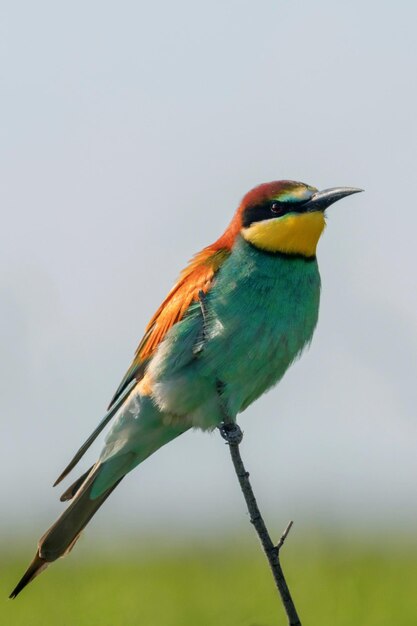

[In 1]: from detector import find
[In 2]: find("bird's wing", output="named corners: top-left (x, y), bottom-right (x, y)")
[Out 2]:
top-left (54, 245), bottom-right (231, 487)
top-left (108, 246), bottom-right (231, 407)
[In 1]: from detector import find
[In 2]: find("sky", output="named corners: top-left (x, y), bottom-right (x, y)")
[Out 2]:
top-left (1, 0), bottom-right (417, 543)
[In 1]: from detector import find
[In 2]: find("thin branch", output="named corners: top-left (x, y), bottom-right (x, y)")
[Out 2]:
top-left (219, 422), bottom-right (302, 626)
top-left (276, 521), bottom-right (294, 552)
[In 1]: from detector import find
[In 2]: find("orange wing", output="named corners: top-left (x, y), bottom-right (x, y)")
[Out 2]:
top-left (108, 246), bottom-right (231, 408)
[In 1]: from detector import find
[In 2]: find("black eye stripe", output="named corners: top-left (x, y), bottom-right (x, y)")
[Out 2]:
top-left (242, 200), bottom-right (309, 228)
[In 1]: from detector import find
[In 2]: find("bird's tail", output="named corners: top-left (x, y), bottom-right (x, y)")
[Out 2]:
top-left (10, 392), bottom-right (190, 599)
top-left (9, 464), bottom-right (122, 599)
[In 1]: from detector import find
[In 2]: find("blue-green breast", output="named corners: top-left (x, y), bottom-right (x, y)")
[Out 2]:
top-left (149, 236), bottom-right (321, 427)
top-left (201, 237), bottom-right (321, 415)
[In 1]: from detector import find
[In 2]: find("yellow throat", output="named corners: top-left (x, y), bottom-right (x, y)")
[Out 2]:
top-left (242, 211), bottom-right (326, 257)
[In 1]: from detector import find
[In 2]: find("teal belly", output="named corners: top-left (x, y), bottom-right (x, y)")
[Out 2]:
top-left (149, 237), bottom-right (321, 427)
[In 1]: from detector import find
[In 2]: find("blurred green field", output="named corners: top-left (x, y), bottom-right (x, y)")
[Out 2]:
top-left (2, 536), bottom-right (417, 625)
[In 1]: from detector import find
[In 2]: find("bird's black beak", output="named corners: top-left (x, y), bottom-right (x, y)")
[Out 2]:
top-left (306, 187), bottom-right (363, 211)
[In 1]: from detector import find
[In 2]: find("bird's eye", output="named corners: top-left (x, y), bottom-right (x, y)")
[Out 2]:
top-left (271, 202), bottom-right (284, 215)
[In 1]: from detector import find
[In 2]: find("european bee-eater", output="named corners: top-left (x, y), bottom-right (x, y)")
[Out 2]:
top-left (10, 180), bottom-right (362, 597)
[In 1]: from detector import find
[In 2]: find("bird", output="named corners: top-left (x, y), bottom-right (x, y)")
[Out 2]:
top-left (10, 179), bottom-right (362, 598)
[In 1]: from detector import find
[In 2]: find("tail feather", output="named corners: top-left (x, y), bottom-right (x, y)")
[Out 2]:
top-left (10, 464), bottom-right (123, 598)
top-left (59, 465), bottom-right (94, 502)
top-left (9, 553), bottom-right (49, 599)
top-left (53, 378), bottom-right (137, 487)
top-left (10, 395), bottom-right (190, 599)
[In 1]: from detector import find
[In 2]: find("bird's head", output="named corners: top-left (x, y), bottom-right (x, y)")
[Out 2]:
top-left (231, 180), bottom-right (362, 258)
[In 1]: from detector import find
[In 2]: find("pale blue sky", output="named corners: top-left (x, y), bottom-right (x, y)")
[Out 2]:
top-left (1, 1), bottom-right (417, 540)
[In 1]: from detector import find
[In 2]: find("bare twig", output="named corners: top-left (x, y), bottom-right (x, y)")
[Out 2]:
top-left (219, 421), bottom-right (302, 626)
top-left (276, 520), bottom-right (294, 552)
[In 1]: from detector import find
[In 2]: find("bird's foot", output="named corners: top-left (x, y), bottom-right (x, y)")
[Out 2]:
top-left (219, 422), bottom-right (243, 445)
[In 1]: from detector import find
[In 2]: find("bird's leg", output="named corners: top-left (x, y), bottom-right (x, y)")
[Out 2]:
top-left (219, 421), bottom-right (243, 445)
top-left (196, 294), bottom-right (242, 444)
top-left (216, 379), bottom-right (243, 444)
top-left (195, 296), bottom-right (242, 443)
top-left (193, 289), bottom-right (209, 355)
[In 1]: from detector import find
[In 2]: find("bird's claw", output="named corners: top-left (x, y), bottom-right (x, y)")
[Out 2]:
top-left (219, 422), bottom-right (243, 445)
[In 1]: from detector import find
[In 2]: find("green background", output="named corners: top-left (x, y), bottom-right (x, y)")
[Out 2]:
top-left (3, 535), bottom-right (417, 625)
